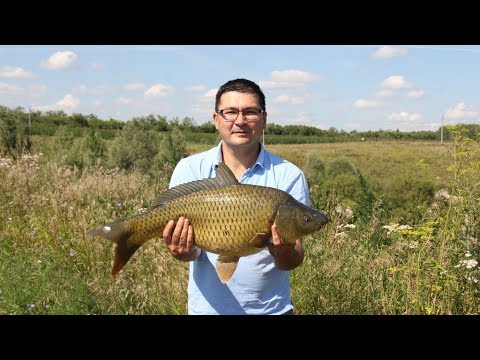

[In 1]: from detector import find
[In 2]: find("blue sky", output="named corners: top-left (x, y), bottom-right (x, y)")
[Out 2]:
top-left (1, 45), bottom-right (479, 132)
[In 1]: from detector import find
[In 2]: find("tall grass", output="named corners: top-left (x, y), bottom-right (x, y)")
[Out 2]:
top-left (0, 156), bottom-right (187, 314)
top-left (291, 130), bottom-right (480, 314)
top-left (1, 132), bottom-right (479, 314)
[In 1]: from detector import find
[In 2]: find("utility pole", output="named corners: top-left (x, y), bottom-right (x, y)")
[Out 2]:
top-left (440, 113), bottom-right (444, 143)
top-left (27, 106), bottom-right (32, 152)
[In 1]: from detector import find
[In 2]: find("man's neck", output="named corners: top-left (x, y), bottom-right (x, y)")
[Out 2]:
top-left (220, 142), bottom-right (261, 180)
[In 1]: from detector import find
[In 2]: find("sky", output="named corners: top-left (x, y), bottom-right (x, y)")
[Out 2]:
top-left (0, 45), bottom-right (479, 132)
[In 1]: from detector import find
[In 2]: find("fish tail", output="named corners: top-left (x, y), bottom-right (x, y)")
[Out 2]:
top-left (87, 219), bottom-right (140, 276)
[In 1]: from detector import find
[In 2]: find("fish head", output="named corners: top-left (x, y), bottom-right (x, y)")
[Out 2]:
top-left (275, 203), bottom-right (329, 243)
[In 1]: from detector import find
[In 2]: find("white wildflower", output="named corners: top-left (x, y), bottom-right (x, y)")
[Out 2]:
top-left (435, 189), bottom-right (451, 202)
top-left (335, 205), bottom-right (344, 215)
top-left (344, 208), bottom-right (354, 220)
top-left (456, 259), bottom-right (478, 269)
top-left (408, 241), bottom-right (419, 249)
top-left (382, 225), bottom-right (397, 235)
top-left (465, 252), bottom-right (472, 258)
top-left (69, 249), bottom-right (77, 257)
top-left (466, 276), bottom-right (479, 284)
top-left (465, 259), bottom-right (478, 269)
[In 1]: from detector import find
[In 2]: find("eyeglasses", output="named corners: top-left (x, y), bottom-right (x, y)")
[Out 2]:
top-left (217, 107), bottom-right (264, 122)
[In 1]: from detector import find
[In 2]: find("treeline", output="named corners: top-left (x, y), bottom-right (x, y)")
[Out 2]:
top-left (2, 105), bottom-right (480, 157)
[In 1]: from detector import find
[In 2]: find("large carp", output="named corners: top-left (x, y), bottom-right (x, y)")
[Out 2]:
top-left (87, 162), bottom-right (329, 283)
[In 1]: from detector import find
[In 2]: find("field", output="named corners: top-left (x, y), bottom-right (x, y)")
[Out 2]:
top-left (1, 136), bottom-right (479, 314)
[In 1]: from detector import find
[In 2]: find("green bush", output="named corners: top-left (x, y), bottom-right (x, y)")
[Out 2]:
top-left (326, 157), bottom-right (357, 178)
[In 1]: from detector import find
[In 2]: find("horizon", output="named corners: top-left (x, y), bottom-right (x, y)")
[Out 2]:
top-left (1, 45), bottom-right (479, 132)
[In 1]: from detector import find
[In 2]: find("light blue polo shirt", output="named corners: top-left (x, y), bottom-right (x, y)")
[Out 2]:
top-left (168, 141), bottom-right (310, 315)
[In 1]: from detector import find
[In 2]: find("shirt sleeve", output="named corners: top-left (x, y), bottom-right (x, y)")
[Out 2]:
top-left (169, 158), bottom-right (198, 188)
top-left (282, 170), bottom-right (311, 207)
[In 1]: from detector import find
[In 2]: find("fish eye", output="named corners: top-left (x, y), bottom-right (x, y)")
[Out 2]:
top-left (303, 215), bottom-right (310, 223)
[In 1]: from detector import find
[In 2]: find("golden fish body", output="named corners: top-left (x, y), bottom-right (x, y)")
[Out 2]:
top-left (87, 162), bottom-right (329, 283)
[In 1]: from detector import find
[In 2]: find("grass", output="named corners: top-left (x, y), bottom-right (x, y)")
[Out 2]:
top-left (1, 137), bottom-right (479, 314)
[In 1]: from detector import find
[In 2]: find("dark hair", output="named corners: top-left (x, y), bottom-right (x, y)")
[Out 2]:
top-left (215, 78), bottom-right (266, 112)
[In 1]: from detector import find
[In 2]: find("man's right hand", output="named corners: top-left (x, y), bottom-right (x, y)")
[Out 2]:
top-left (162, 216), bottom-right (200, 261)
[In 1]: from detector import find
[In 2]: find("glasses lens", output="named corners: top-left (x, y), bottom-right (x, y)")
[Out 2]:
top-left (223, 109), bottom-right (239, 121)
top-left (243, 109), bottom-right (261, 119)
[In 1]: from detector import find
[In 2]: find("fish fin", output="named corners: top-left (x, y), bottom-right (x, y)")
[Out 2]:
top-left (215, 255), bottom-right (240, 284)
top-left (214, 162), bottom-right (239, 186)
top-left (151, 162), bottom-right (238, 208)
top-left (112, 242), bottom-right (140, 276)
top-left (86, 219), bottom-right (138, 276)
top-left (249, 233), bottom-right (271, 248)
top-left (275, 205), bottom-right (297, 242)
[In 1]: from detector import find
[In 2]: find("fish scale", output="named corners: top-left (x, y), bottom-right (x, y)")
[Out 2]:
top-left (87, 162), bottom-right (329, 283)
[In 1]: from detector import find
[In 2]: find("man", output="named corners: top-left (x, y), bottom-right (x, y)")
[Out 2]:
top-left (162, 78), bottom-right (310, 314)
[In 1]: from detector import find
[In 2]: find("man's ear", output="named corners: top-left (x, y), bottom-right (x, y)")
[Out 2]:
top-left (213, 113), bottom-right (219, 130)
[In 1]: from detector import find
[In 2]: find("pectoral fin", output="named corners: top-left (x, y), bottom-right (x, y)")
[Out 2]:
top-left (249, 233), bottom-right (271, 248)
top-left (216, 255), bottom-right (240, 284)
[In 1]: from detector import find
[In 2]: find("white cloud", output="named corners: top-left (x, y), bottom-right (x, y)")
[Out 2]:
top-left (41, 51), bottom-right (78, 70)
top-left (0, 82), bottom-right (24, 96)
top-left (372, 46), bottom-right (408, 60)
top-left (116, 97), bottom-right (133, 104)
top-left (144, 84), bottom-right (174, 98)
top-left (270, 70), bottom-right (323, 83)
top-left (353, 99), bottom-right (381, 109)
top-left (445, 102), bottom-right (479, 120)
top-left (0, 65), bottom-right (36, 78)
top-left (124, 82), bottom-right (146, 91)
top-left (31, 94), bottom-right (80, 112)
top-left (260, 70), bottom-right (324, 93)
top-left (28, 84), bottom-right (47, 98)
top-left (407, 90), bottom-right (425, 100)
top-left (72, 85), bottom-right (109, 95)
top-left (289, 112), bottom-right (314, 124)
top-left (387, 112), bottom-right (422, 122)
top-left (375, 90), bottom-right (394, 98)
top-left (203, 88), bottom-right (217, 98)
top-left (381, 75), bottom-right (413, 89)
top-left (185, 85), bottom-right (208, 92)
top-left (273, 94), bottom-right (305, 105)
top-left (57, 94), bottom-right (79, 109)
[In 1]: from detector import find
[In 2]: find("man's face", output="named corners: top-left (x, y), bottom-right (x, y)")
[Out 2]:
top-left (213, 91), bottom-right (266, 148)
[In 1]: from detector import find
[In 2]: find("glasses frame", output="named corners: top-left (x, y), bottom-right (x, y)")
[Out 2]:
top-left (217, 107), bottom-right (264, 122)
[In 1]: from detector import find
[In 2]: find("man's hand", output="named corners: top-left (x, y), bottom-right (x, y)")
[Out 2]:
top-left (268, 223), bottom-right (305, 270)
top-left (162, 216), bottom-right (200, 262)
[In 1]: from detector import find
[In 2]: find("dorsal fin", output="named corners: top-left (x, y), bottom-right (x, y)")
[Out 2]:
top-left (151, 162), bottom-right (239, 208)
